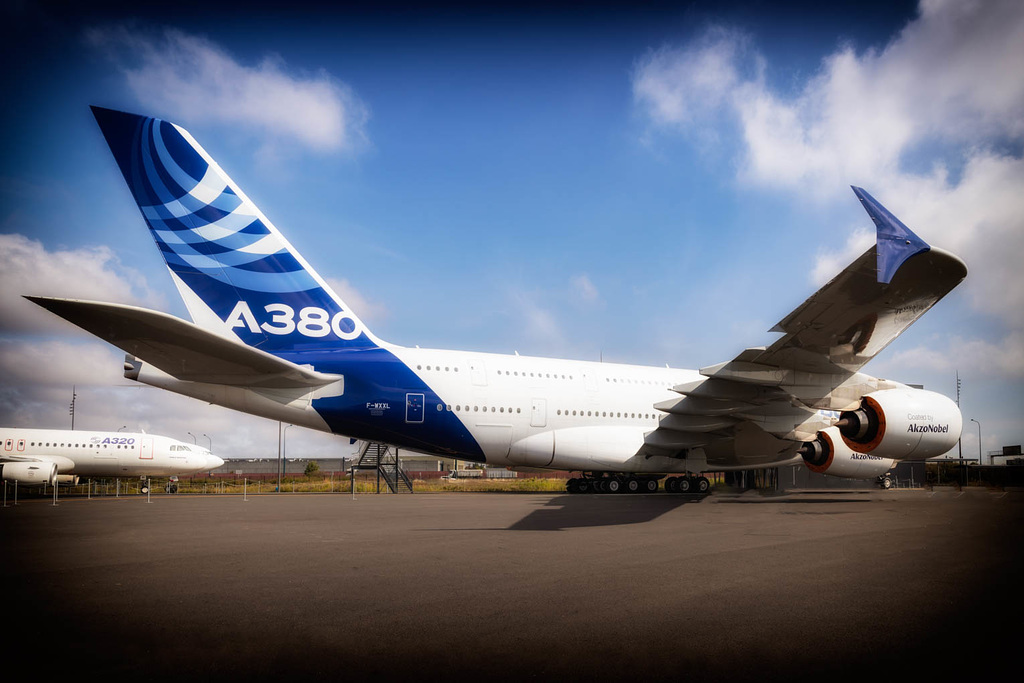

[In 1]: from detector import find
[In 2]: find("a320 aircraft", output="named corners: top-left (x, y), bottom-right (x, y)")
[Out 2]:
top-left (29, 107), bottom-right (968, 494)
top-left (0, 427), bottom-right (224, 486)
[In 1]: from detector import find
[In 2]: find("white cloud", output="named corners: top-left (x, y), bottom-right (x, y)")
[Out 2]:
top-left (506, 288), bottom-right (566, 351)
top-left (633, 27), bottom-right (752, 132)
top-left (326, 277), bottom-right (390, 328)
top-left (881, 332), bottom-right (1024, 380)
top-left (810, 225), bottom-right (874, 286)
top-left (85, 26), bottom-right (369, 155)
top-left (0, 233), bottom-right (166, 335)
top-left (570, 274), bottom-right (602, 307)
top-left (635, 2), bottom-right (1024, 196)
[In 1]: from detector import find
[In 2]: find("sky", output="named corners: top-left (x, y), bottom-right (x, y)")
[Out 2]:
top-left (1, 0), bottom-right (1022, 463)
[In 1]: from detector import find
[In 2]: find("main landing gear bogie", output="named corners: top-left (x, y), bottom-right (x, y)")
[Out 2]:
top-left (663, 475), bottom-right (711, 494)
top-left (566, 475), bottom-right (710, 494)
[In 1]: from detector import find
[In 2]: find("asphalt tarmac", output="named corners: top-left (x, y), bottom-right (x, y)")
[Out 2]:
top-left (3, 488), bottom-right (1021, 681)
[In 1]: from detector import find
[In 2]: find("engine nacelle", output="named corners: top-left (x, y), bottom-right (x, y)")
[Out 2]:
top-left (837, 388), bottom-right (961, 460)
top-left (1, 461), bottom-right (58, 486)
top-left (800, 427), bottom-right (895, 479)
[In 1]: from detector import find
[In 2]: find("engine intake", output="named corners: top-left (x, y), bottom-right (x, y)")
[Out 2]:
top-left (800, 427), bottom-right (895, 479)
top-left (837, 388), bottom-right (961, 460)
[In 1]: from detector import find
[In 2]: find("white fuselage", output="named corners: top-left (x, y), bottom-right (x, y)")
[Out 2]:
top-left (392, 346), bottom-right (704, 469)
top-left (0, 428), bottom-right (224, 478)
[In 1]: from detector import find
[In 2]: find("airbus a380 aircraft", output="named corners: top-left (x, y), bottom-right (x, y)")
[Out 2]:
top-left (0, 428), bottom-right (224, 486)
top-left (28, 107), bottom-right (967, 494)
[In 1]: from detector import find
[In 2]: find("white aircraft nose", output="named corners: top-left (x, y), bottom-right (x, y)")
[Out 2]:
top-left (207, 454), bottom-right (225, 469)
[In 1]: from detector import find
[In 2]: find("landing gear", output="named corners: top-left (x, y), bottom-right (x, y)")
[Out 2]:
top-left (664, 475), bottom-right (711, 494)
top-left (566, 474), bottom-right (661, 494)
top-left (566, 474), bottom-right (712, 494)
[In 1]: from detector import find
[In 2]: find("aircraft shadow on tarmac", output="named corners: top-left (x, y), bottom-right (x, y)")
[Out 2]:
top-left (503, 491), bottom-right (880, 530)
top-left (714, 493), bottom-right (881, 506)
top-left (504, 493), bottom-right (706, 531)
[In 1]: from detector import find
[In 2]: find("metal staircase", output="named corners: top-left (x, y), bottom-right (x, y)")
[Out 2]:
top-left (350, 442), bottom-right (413, 493)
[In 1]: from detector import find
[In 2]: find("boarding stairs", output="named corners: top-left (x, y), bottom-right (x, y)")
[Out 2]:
top-left (351, 442), bottom-right (413, 493)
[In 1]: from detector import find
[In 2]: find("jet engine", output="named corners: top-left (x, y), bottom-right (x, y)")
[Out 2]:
top-left (1, 461), bottom-right (58, 486)
top-left (800, 427), bottom-right (895, 479)
top-left (836, 388), bottom-right (961, 460)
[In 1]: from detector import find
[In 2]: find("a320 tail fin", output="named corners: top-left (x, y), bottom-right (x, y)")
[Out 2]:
top-left (91, 106), bottom-right (381, 353)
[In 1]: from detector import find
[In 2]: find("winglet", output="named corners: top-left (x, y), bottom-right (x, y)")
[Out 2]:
top-left (851, 186), bottom-right (930, 284)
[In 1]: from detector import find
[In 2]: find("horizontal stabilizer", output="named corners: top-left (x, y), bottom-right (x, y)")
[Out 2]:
top-left (26, 297), bottom-right (343, 389)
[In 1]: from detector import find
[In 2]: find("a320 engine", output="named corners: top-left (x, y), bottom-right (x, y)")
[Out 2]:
top-left (0, 461), bottom-right (58, 485)
top-left (799, 426), bottom-right (895, 479)
top-left (835, 388), bottom-right (962, 460)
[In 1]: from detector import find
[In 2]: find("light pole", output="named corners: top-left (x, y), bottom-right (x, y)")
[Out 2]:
top-left (187, 431), bottom-right (197, 444)
top-left (117, 425), bottom-right (127, 432)
top-left (277, 423), bottom-right (296, 492)
top-left (283, 424), bottom-right (295, 478)
top-left (203, 434), bottom-right (212, 451)
top-left (970, 418), bottom-right (982, 466)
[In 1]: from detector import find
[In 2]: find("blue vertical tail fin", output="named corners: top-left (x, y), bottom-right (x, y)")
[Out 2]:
top-left (91, 106), bottom-right (382, 353)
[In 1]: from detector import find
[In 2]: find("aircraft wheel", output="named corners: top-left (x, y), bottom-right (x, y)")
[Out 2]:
top-left (696, 476), bottom-right (710, 494)
top-left (881, 477), bottom-right (893, 490)
top-left (626, 477), bottom-right (640, 493)
top-left (566, 479), bottom-right (578, 493)
top-left (665, 477), bottom-right (677, 493)
top-left (678, 477), bottom-right (692, 493)
top-left (607, 478), bottom-right (621, 494)
top-left (646, 479), bottom-right (659, 493)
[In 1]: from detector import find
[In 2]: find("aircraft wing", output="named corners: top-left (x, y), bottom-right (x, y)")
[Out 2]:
top-left (25, 297), bottom-right (342, 390)
top-left (642, 187), bottom-right (968, 463)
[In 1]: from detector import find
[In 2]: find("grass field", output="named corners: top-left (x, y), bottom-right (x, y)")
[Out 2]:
top-left (16, 473), bottom-right (574, 498)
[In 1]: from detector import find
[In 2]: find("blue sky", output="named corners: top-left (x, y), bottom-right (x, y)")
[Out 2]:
top-left (2, 1), bottom-right (1021, 461)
